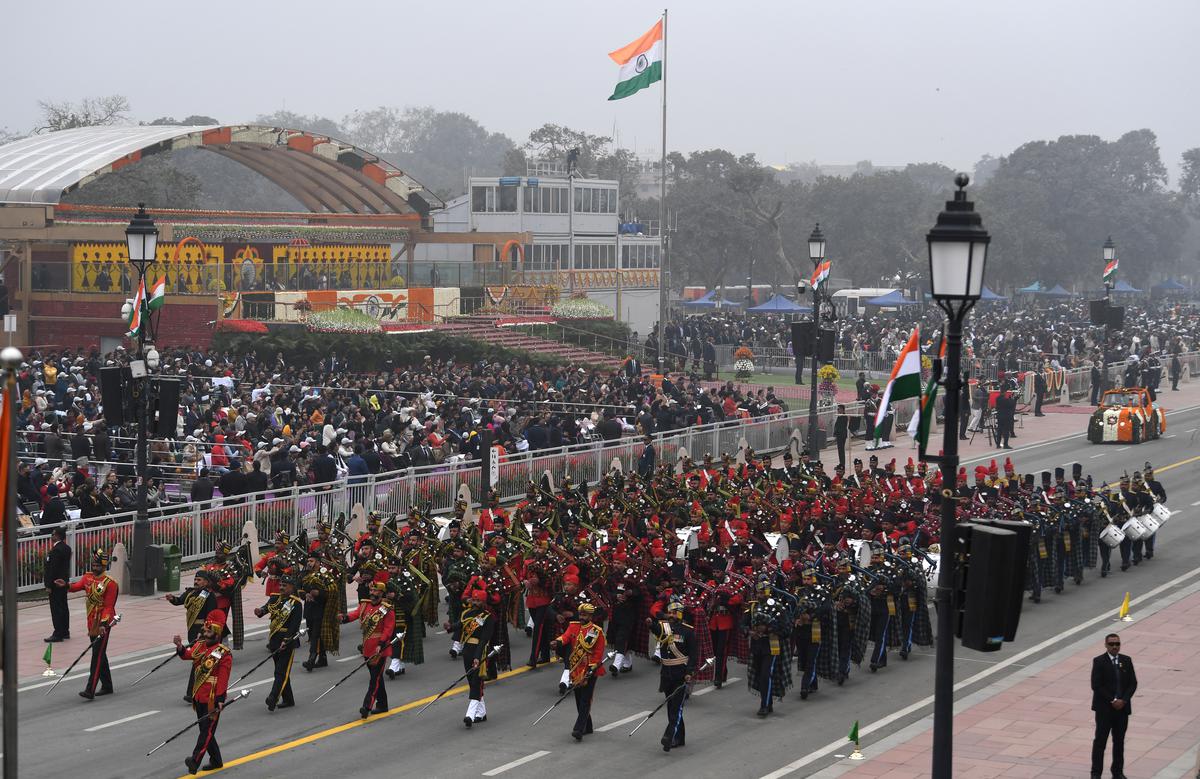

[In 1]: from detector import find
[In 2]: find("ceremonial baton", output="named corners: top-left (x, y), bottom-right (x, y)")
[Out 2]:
top-left (313, 631), bottom-right (405, 704)
top-left (629, 656), bottom-right (714, 736)
top-left (132, 641), bottom-right (189, 687)
top-left (45, 614), bottom-right (122, 696)
top-left (415, 644), bottom-right (502, 715)
top-left (146, 689), bottom-right (251, 756)
top-left (229, 627), bottom-right (307, 688)
top-left (531, 650), bottom-right (615, 726)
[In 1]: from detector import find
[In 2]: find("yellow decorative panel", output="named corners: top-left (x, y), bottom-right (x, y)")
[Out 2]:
top-left (72, 241), bottom-right (224, 294)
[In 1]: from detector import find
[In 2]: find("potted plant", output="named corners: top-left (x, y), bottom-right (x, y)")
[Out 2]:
top-left (817, 362), bottom-right (840, 404)
top-left (733, 346), bottom-right (756, 379)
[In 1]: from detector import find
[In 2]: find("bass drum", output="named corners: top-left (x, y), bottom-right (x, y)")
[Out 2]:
top-left (1152, 503), bottom-right (1172, 526)
top-left (1099, 523), bottom-right (1126, 548)
top-left (1121, 516), bottom-right (1147, 541)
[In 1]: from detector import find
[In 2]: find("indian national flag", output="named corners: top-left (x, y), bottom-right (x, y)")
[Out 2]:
top-left (908, 336), bottom-right (946, 450)
top-left (810, 260), bottom-right (831, 289)
top-left (126, 279), bottom-right (146, 337)
top-left (1103, 258), bottom-right (1118, 284)
top-left (148, 276), bottom-right (166, 311)
top-left (875, 327), bottom-right (922, 438)
top-left (608, 19), bottom-right (663, 101)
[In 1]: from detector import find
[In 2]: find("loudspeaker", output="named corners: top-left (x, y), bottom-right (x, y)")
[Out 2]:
top-left (155, 378), bottom-right (181, 437)
top-left (953, 522), bottom-right (1020, 652)
top-left (1089, 299), bottom-right (1108, 326)
top-left (1108, 306), bottom-right (1125, 331)
top-left (790, 322), bottom-right (835, 361)
top-left (100, 367), bottom-right (126, 426)
top-left (969, 518), bottom-right (1031, 642)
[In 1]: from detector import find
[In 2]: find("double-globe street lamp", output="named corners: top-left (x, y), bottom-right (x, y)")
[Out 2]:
top-left (805, 223), bottom-right (826, 457)
top-left (124, 204), bottom-right (161, 596)
top-left (926, 173), bottom-right (990, 779)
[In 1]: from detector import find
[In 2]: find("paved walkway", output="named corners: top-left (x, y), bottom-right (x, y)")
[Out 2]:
top-left (816, 581), bottom-right (1200, 779)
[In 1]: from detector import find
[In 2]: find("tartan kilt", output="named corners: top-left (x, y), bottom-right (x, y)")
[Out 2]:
top-left (230, 590), bottom-right (245, 650)
top-left (747, 645), bottom-right (793, 700)
top-left (1025, 541), bottom-right (1043, 590)
top-left (902, 589), bottom-right (934, 647)
top-left (629, 590), bottom-right (654, 658)
top-left (1062, 523), bottom-right (1085, 578)
top-left (731, 625), bottom-right (751, 665)
top-left (814, 609), bottom-right (840, 681)
top-left (687, 608), bottom-right (715, 685)
top-left (490, 610), bottom-right (512, 675)
top-left (1083, 512), bottom-right (1103, 568)
top-left (849, 587), bottom-right (872, 664)
top-left (402, 614), bottom-right (424, 665)
top-left (1037, 532), bottom-right (1060, 586)
top-left (320, 597), bottom-right (340, 656)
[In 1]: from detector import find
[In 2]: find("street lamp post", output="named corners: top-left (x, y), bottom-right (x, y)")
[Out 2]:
top-left (1102, 236), bottom-right (1117, 386)
top-left (125, 204), bottom-right (159, 596)
top-left (926, 174), bottom-right (990, 779)
top-left (1102, 236), bottom-right (1116, 302)
top-left (805, 223), bottom-right (826, 457)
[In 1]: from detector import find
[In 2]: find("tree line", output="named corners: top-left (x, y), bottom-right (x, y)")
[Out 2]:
top-left (6, 95), bottom-right (1199, 289)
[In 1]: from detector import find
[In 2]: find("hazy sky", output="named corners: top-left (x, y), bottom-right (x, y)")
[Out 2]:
top-left (6, 0), bottom-right (1198, 181)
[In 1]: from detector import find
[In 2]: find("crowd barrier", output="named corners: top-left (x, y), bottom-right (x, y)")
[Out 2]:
top-left (16, 404), bottom-right (872, 593)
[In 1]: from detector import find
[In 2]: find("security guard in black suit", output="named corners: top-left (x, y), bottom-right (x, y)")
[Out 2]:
top-left (1091, 633), bottom-right (1137, 779)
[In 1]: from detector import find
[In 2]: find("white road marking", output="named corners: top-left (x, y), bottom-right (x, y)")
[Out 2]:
top-left (482, 750), bottom-right (551, 776)
top-left (757, 563), bottom-right (1200, 779)
top-left (18, 627), bottom-right (271, 693)
top-left (692, 677), bottom-right (740, 696)
top-left (595, 711), bottom-right (651, 732)
top-left (337, 655), bottom-right (360, 663)
top-left (1090, 454), bottom-right (1106, 459)
top-left (1191, 500), bottom-right (1200, 507)
top-left (84, 710), bottom-right (159, 732)
top-left (241, 677), bottom-right (277, 690)
top-left (1117, 446), bottom-right (1130, 451)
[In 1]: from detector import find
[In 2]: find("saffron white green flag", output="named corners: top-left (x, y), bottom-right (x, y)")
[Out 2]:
top-left (126, 279), bottom-right (146, 337)
top-left (875, 327), bottom-right (922, 440)
top-left (608, 19), bottom-right (663, 101)
top-left (148, 276), bottom-right (166, 311)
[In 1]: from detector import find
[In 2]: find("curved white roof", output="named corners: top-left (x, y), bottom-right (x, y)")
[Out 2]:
top-left (0, 125), bottom-right (219, 205)
top-left (0, 125), bottom-right (442, 213)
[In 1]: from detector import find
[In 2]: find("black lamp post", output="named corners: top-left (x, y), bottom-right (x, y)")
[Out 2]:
top-left (805, 223), bottom-right (826, 457)
top-left (125, 204), bottom-right (159, 596)
top-left (926, 173), bottom-right (990, 779)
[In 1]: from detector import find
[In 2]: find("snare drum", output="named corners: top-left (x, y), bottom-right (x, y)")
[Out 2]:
top-left (1122, 516), bottom-right (1147, 541)
top-left (1152, 503), bottom-right (1172, 525)
top-left (1099, 523), bottom-right (1125, 548)
top-left (1138, 513), bottom-right (1160, 537)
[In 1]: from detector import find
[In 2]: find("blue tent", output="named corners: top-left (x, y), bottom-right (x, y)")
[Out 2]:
top-left (1111, 279), bottom-right (1142, 293)
top-left (748, 294), bottom-right (811, 313)
top-left (1017, 281), bottom-right (1043, 293)
top-left (1041, 284), bottom-right (1074, 298)
top-left (681, 291), bottom-right (731, 308)
top-left (1152, 278), bottom-right (1187, 291)
top-left (980, 285), bottom-right (1008, 301)
top-left (864, 290), bottom-right (918, 307)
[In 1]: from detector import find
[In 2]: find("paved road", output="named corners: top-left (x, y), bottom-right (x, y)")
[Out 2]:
top-left (13, 403), bottom-right (1200, 779)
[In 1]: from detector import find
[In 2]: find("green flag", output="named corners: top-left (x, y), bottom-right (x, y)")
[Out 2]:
top-left (916, 376), bottom-right (939, 456)
top-left (43, 642), bottom-right (52, 666)
top-left (848, 720), bottom-right (860, 745)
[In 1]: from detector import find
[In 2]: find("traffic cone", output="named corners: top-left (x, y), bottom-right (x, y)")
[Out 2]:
top-left (1117, 592), bottom-right (1133, 622)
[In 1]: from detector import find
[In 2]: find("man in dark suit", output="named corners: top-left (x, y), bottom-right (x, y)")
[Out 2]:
top-left (44, 527), bottom-right (71, 641)
top-left (833, 404), bottom-right (849, 471)
top-left (1091, 632), bottom-right (1136, 779)
top-left (637, 435), bottom-right (656, 479)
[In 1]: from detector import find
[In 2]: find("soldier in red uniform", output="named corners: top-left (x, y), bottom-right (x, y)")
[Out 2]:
top-left (254, 531), bottom-right (291, 596)
top-left (342, 572), bottom-right (396, 719)
top-left (552, 601), bottom-right (607, 741)
top-left (173, 609), bottom-right (232, 774)
top-left (55, 547), bottom-right (118, 699)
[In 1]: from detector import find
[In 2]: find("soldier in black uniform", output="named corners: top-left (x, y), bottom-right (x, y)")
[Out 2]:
top-left (165, 569), bottom-right (219, 703)
top-left (649, 601), bottom-right (696, 752)
top-left (455, 589), bottom-right (495, 727)
top-left (254, 574), bottom-right (304, 711)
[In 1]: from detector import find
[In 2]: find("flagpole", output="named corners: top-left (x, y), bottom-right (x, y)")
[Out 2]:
top-left (1, 345), bottom-right (22, 779)
top-left (658, 8), bottom-right (669, 340)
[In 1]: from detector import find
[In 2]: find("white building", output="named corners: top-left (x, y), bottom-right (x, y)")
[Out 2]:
top-left (415, 171), bottom-right (662, 333)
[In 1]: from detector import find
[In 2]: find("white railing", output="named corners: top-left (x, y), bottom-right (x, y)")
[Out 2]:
top-left (16, 404), bottom-right (865, 593)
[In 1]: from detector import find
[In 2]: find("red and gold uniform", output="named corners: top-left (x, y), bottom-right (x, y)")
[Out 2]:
top-left (554, 603), bottom-right (606, 740)
top-left (177, 609), bottom-right (232, 773)
top-left (67, 548), bottom-right (118, 697)
top-left (344, 573), bottom-right (396, 718)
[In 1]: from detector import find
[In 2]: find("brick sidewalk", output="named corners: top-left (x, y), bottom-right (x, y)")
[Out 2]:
top-left (822, 585), bottom-right (1200, 779)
